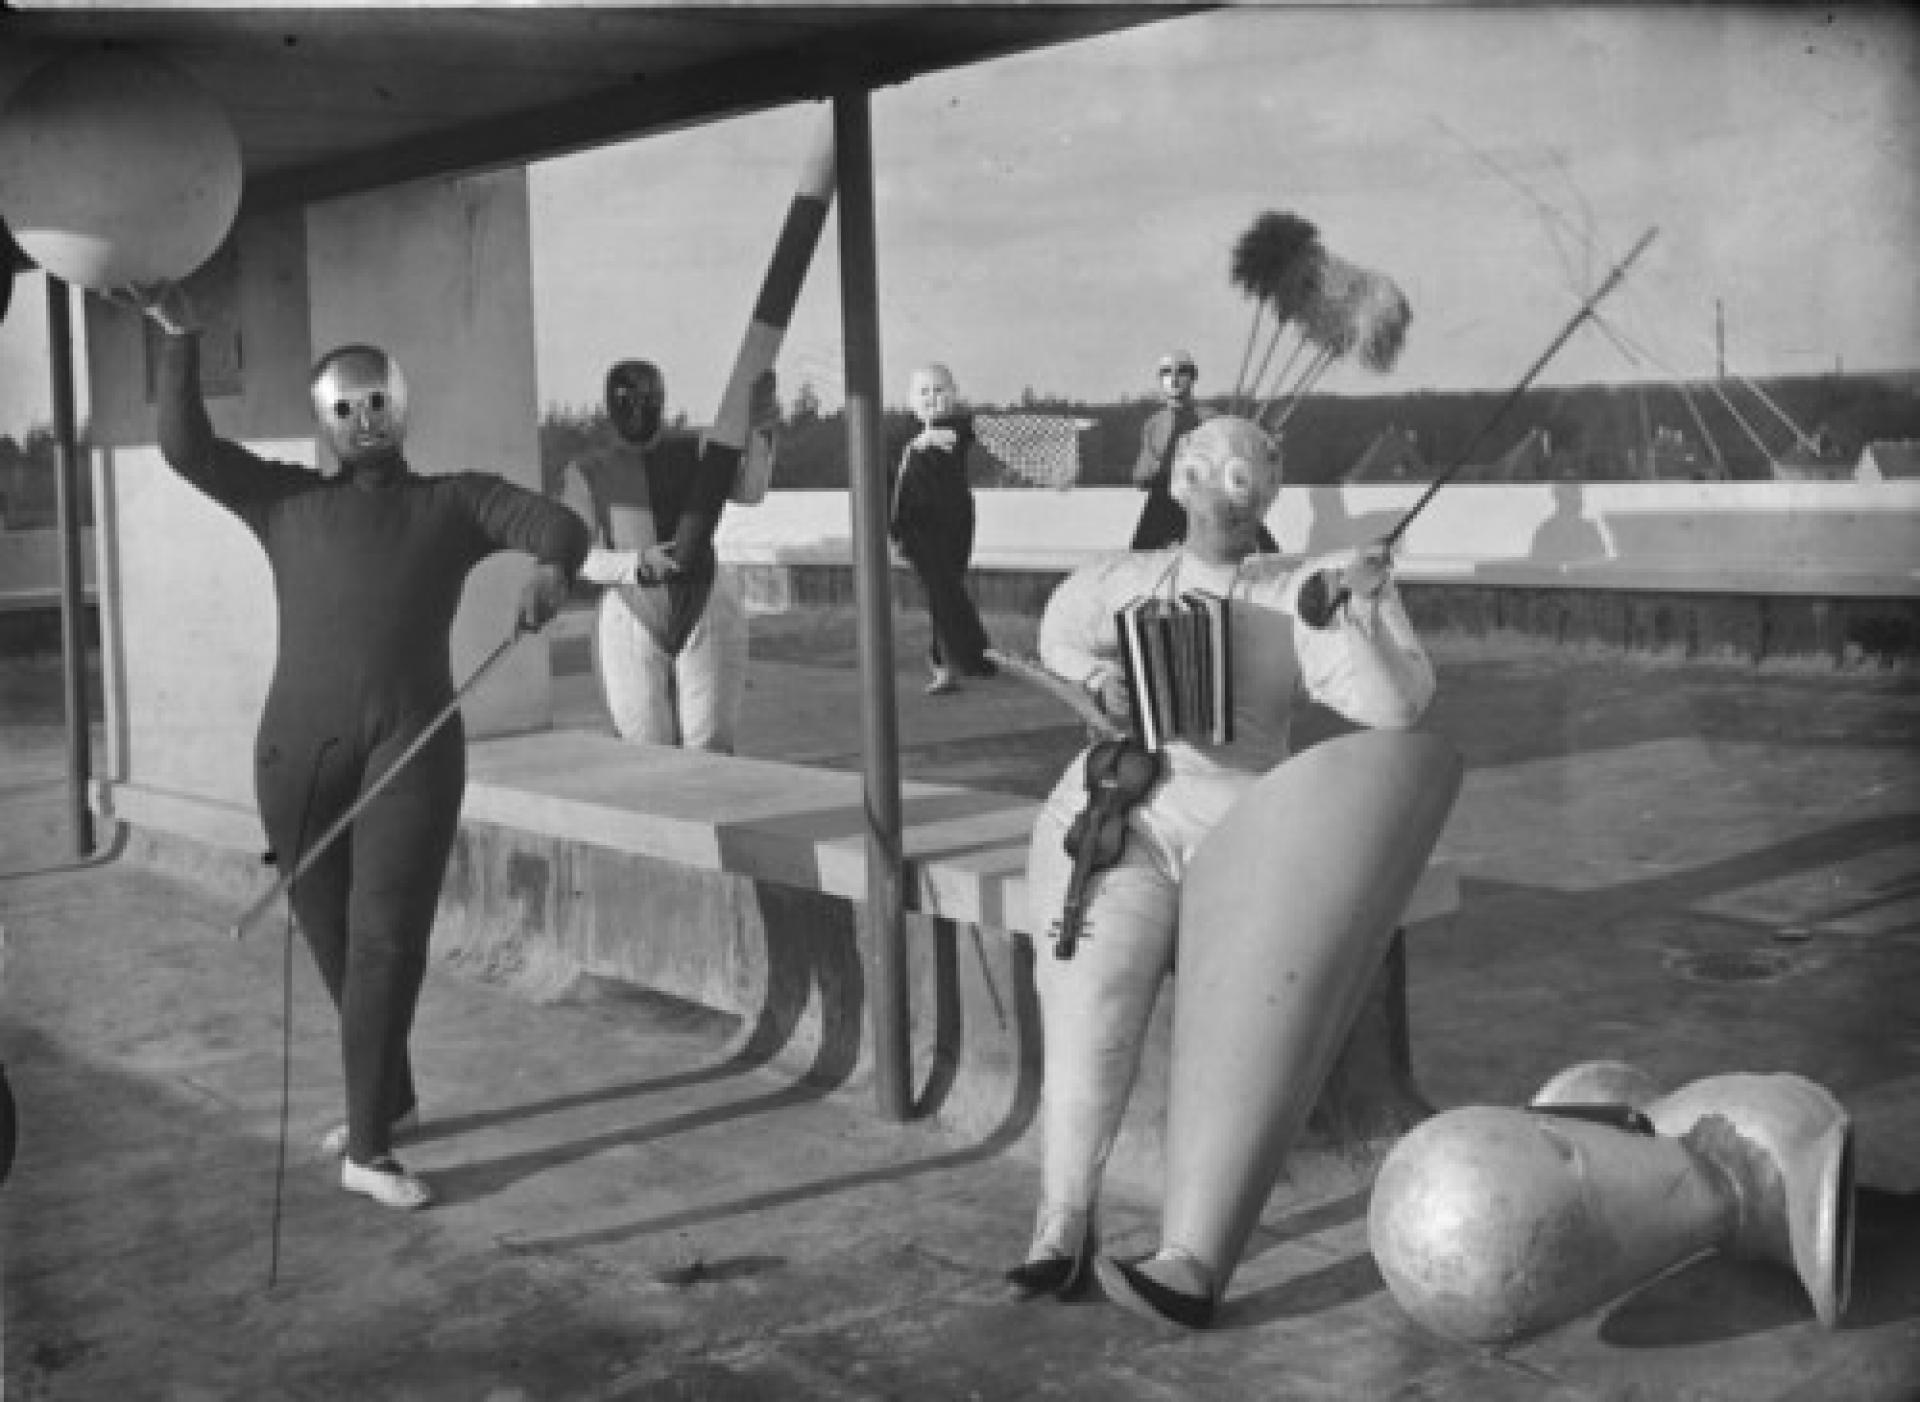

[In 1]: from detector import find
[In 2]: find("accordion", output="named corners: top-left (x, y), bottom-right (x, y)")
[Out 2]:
top-left (1115, 591), bottom-right (1233, 751)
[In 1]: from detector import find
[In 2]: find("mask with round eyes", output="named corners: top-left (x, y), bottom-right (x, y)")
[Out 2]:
top-left (310, 346), bottom-right (409, 467)
top-left (1169, 416), bottom-right (1283, 517)
top-left (1158, 350), bottom-right (1198, 403)
top-left (605, 359), bottom-right (665, 445)
top-left (909, 365), bottom-right (958, 426)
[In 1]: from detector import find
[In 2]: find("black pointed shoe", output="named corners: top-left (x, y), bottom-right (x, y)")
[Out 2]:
top-left (1094, 1254), bottom-right (1216, 1329)
top-left (1003, 1213), bottom-right (1097, 1301)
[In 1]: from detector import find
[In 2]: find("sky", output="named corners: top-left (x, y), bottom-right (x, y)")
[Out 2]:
top-left (3, 4), bottom-right (1917, 437)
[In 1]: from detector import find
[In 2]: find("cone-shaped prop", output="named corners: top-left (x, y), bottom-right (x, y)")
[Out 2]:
top-left (1645, 1073), bottom-right (1854, 1328)
top-left (1161, 729), bottom-right (1464, 1291)
top-left (1371, 1069), bottom-right (1855, 1344)
top-left (1369, 1106), bottom-right (1733, 1344)
top-left (1532, 1059), bottom-right (1664, 1113)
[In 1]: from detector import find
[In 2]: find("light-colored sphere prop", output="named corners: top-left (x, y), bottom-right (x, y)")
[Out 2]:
top-left (0, 50), bottom-right (242, 289)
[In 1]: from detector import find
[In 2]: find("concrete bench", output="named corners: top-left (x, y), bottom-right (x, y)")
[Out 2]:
top-left (101, 727), bottom-right (1461, 1198)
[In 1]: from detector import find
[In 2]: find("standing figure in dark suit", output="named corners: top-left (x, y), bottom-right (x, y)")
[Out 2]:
top-left (889, 363), bottom-right (995, 694)
top-left (129, 281), bottom-right (589, 1211)
top-left (1130, 350), bottom-right (1278, 554)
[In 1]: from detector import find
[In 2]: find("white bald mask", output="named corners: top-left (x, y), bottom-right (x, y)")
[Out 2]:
top-left (910, 364), bottom-right (958, 426)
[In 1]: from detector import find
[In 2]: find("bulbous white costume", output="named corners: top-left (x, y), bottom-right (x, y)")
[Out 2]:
top-left (1017, 417), bottom-right (1450, 1322)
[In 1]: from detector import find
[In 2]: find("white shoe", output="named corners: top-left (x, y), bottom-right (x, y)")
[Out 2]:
top-left (319, 1107), bottom-right (419, 1158)
top-left (340, 1154), bottom-right (434, 1210)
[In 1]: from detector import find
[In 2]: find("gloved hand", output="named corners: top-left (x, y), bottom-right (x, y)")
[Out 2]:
top-left (1342, 542), bottom-right (1395, 602)
top-left (108, 280), bottom-right (196, 336)
top-left (1088, 667), bottom-right (1135, 728)
top-left (517, 562), bottom-right (570, 633)
top-left (750, 369), bottom-right (780, 432)
top-left (637, 543), bottom-right (679, 584)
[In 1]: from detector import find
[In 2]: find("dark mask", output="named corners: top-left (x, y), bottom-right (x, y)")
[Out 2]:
top-left (606, 359), bottom-right (665, 445)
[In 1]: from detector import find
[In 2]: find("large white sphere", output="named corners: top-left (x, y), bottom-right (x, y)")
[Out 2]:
top-left (0, 50), bottom-right (242, 289)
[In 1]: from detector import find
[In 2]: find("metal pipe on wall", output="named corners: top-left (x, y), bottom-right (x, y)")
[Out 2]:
top-left (48, 275), bottom-right (94, 858)
top-left (832, 91), bottom-right (910, 1121)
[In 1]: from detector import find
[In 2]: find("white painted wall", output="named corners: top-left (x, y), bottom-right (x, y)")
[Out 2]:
top-left (305, 170), bottom-right (550, 737)
top-left (717, 481), bottom-right (1920, 598)
top-left (84, 206), bottom-right (310, 813)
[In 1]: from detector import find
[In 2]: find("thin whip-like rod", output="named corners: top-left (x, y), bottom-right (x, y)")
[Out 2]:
top-left (1232, 303), bottom-right (1267, 416)
top-left (1383, 225), bottom-right (1657, 547)
top-left (983, 649), bottom-right (1124, 740)
top-left (229, 629), bottom-right (526, 940)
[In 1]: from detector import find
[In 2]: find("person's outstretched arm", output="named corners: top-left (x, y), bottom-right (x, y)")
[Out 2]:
top-left (1289, 546), bottom-right (1436, 730)
top-left (129, 283), bottom-right (310, 518)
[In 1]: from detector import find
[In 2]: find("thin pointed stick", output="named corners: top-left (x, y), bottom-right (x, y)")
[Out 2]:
top-left (1384, 225), bottom-right (1659, 548)
top-left (228, 628), bottom-right (527, 940)
top-left (1247, 318), bottom-right (1310, 421)
top-left (1263, 343), bottom-right (1337, 433)
top-left (983, 649), bottom-right (1125, 740)
top-left (1232, 304), bottom-right (1267, 416)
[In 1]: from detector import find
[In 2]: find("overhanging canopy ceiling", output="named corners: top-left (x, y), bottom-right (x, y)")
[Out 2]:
top-left (0, 5), bottom-right (1197, 214)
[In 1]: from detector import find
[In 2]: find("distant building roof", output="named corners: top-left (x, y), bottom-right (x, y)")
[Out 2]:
top-left (1346, 426), bottom-right (1427, 483)
top-left (1858, 440), bottom-right (1920, 481)
top-left (1770, 460), bottom-right (1856, 482)
top-left (1493, 428), bottom-right (1553, 482)
top-left (1770, 436), bottom-right (1856, 482)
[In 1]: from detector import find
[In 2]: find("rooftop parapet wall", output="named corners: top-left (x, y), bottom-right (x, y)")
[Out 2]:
top-left (716, 482), bottom-right (1920, 599)
top-left (718, 483), bottom-right (1920, 665)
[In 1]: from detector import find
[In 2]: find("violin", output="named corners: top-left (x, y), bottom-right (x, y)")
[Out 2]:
top-left (1052, 736), bottom-right (1163, 959)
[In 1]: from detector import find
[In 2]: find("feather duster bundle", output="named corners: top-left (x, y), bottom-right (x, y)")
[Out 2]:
top-left (1301, 253), bottom-right (1366, 358)
top-left (1229, 208), bottom-right (1414, 428)
top-left (1353, 272), bottom-right (1412, 373)
top-left (1230, 211), bottom-right (1324, 323)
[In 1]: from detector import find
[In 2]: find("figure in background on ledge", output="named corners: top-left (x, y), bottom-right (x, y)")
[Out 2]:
top-left (126, 280), bottom-right (589, 1212)
top-left (1129, 349), bottom-right (1278, 555)
top-left (561, 359), bottom-right (778, 752)
top-left (1008, 415), bottom-right (1443, 1329)
top-left (888, 362), bottom-right (997, 695)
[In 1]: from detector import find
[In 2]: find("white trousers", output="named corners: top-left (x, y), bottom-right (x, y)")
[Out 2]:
top-left (1027, 751), bottom-right (1253, 1218)
top-left (592, 569), bottom-right (747, 752)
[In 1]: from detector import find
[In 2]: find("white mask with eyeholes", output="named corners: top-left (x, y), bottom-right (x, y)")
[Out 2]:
top-left (1169, 416), bottom-right (1283, 517)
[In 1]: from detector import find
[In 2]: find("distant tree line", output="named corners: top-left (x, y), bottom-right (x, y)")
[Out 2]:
top-left (539, 371), bottom-right (1920, 489)
top-left (0, 425), bottom-right (91, 528)
top-left (6, 371), bottom-right (1914, 534)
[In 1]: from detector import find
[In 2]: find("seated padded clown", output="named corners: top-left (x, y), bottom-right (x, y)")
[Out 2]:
top-left (1009, 415), bottom-right (1438, 1326)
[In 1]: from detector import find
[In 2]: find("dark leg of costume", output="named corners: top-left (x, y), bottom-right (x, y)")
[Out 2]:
top-left (906, 508), bottom-right (991, 675)
top-left (1130, 490), bottom-right (1278, 555)
top-left (257, 715), bottom-right (464, 1164)
top-left (1129, 488), bottom-right (1186, 551)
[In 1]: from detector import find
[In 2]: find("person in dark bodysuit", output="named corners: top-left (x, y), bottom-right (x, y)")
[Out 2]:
top-left (889, 363), bottom-right (995, 694)
top-left (1130, 350), bottom-right (1279, 555)
top-left (130, 282), bottom-right (589, 1210)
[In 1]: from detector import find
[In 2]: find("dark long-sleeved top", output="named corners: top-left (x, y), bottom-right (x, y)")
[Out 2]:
top-left (889, 413), bottom-right (977, 549)
top-left (156, 333), bottom-right (589, 725)
top-left (1132, 401), bottom-right (1214, 493)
